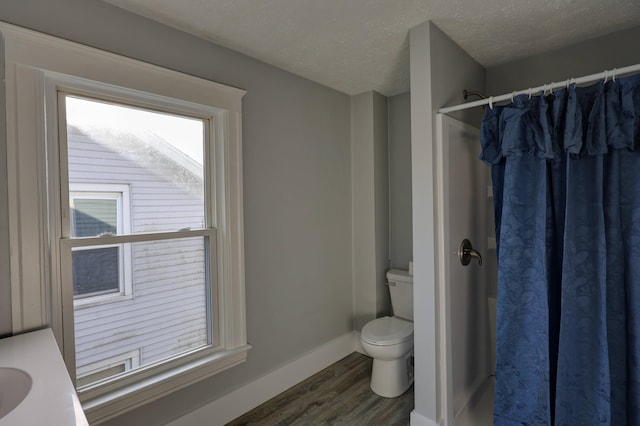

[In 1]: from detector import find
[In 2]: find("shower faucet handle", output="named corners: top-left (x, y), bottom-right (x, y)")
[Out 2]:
top-left (458, 239), bottom-right (482, 266)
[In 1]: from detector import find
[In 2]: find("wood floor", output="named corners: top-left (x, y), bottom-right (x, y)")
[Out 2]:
top-left (227, 352), bottom-right (414, 426)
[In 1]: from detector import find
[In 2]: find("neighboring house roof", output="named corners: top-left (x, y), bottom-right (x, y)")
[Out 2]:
top-left (68, 124), bottom-right (204, 196)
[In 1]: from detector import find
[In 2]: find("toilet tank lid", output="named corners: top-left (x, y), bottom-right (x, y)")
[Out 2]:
top-left (387, 269), bottom-right (413, 284)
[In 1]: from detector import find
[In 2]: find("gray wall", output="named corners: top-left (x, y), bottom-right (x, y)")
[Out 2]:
top-left (425, 24), bottom-right (485, 424)
top-left (0, 35), bottom-right (9, 337)
top-left (373, 93), bottom-right (390, 318)
top-left (351, 91), bottom-right (390, 331)
top-left (487, 25), bottom-right (640, 94)
top-left (410, 21), bottom-right (486, 423)
top-left (388, 93), bottom-right (412, 271)
top-left (0, 1), bottom-right (353, 424)
top-left (430, 26), bottom-right (486, 127)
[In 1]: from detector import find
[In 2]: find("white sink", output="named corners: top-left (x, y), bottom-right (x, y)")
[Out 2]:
top-left (0, 367), bottom-right (32, 419)
top-left (0, 329), bottom-right (88, 425)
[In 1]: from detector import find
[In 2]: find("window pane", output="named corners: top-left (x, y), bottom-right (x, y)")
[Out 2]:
top-left (73, 247), bottom-right (120, 297)
top-left (65, 96), bottom-right (206, 234)
top-left (74, 237), bottom-right (210, 387)
top-left (77, 363), bottom-right (126, 388)
top-left (72, 198), bottom-right (118, 237)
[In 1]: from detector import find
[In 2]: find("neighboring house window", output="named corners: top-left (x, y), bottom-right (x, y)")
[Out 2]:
top-left (3, 23), bottom-right (248, 424)
top-left (69, 185), bottom-right (132, 303)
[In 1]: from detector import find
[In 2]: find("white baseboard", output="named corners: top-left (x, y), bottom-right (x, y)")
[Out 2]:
top-left (353, 330), bottom-right (366, 355)
top-left (168, 331), bottom-right (357, 426)
top-left (411, 411), bottom-right (442, 426)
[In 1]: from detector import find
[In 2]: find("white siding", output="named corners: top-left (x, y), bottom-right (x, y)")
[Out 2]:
top-left (67, 125), bottom-right (209, 376)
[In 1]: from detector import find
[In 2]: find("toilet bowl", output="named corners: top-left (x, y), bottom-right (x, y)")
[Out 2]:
top-left (360, 269), bottom-right (414, 398)
top-left (361, 316), bottom-right (414, 397)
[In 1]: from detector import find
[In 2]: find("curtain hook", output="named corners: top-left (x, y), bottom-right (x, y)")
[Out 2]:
top-left (528, 88), bottom-right (532, 99)
top-left (603, 70), bottom-right (609, 83)
top-left (548, 82), bottom-right (554, 95)
top-left (612, 68), bottom-right (617, 82)
top-left (511, 91), bottom-right (516, 102)
top-left (489, 96), bottom-right (494, 110)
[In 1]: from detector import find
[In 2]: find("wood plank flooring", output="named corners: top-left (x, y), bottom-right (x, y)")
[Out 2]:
top-left (227, 352), bottom-right (414, 426)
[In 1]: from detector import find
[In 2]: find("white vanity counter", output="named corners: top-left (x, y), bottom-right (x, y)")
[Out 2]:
top-left (0, 329), bottom-right (88, 425)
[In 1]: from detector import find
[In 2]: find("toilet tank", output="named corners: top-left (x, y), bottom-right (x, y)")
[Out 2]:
top-left (387, 269), bottom-right (413, 321)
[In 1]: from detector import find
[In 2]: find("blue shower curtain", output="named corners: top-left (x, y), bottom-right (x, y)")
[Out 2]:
top-left (480, 74), bottom-right (640, 425)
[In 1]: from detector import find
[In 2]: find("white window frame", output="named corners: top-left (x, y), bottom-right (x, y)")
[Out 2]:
top-left (69, 183), bottom-right (133, 306)
top-left (2, 22), bottom-right (249, 424)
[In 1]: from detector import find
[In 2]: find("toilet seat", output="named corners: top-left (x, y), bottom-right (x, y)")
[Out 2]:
top-left (361, 316), bottom-right (413, 346)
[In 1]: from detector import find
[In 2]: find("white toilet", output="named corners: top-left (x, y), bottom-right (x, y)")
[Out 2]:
top-left (360, 269), bottom-right (414, 398)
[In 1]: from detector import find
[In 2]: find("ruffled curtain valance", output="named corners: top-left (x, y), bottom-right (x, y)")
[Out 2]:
top-left (480, 74), bottom-right (640, 165)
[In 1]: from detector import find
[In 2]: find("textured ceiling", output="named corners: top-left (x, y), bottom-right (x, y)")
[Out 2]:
top-left (102, 0), bottom-right (640, 96)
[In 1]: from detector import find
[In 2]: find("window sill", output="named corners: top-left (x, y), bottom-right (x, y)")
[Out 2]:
top-left (81, 344), bottom-right (251, 425)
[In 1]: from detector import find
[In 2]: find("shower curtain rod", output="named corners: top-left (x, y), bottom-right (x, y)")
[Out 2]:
top-left (439, 62), bottom-right (640, 114)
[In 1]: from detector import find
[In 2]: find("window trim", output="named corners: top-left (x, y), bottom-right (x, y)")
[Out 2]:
top-left (2, 22), bottom-right (249, 424)
top-left (69, 183), bottom-right (133, 306)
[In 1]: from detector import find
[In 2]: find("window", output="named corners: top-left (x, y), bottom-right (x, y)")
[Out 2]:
top-left (60, 95), bottom-right (214, 389)
top-left (69, 185), bottom-right (132, 303)
top-left (3, 22), bottom-right (248, 424)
